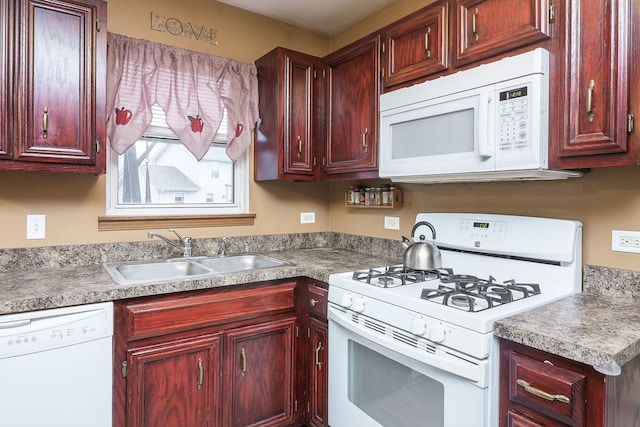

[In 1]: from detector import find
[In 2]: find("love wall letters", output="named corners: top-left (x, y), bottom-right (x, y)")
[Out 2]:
top-left (150, 12), bottom-right (218, 46)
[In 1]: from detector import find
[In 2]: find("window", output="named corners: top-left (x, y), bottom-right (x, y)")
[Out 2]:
top-left (104, 33), bottom-right (257, 219)
top-left (107, 104), bottom-right (248, 216)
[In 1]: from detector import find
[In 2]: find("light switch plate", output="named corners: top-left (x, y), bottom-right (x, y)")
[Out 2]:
top-left (27, 215), bottom-right (46, 240)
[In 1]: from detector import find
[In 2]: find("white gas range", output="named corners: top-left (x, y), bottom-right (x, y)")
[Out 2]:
top-left (327, 213), bottom-right (582, 427)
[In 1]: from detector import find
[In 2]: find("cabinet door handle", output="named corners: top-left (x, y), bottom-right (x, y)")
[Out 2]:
top-left (472, 8), bottom-right (479, 41)
top-left (362, 128), bottom-right (368, 152)
top-left (240, 347), bottom-right (247, 377)
top-left (425, 27), bottom-right (431, 58)
top-left (197, 358), bottom-right (203, 390)
top-left (310, 298), bottom-right (318, 307)
top-left (315, 341), bottom-right (323, 370)
top-left (42, 106), bottom-right (49, 139)
top-left (516, 379), bottom-right (570, 404)
top-left (297, 135), bottom-right (303, 157)
top-left (586, 79), bottom-right (595, 122)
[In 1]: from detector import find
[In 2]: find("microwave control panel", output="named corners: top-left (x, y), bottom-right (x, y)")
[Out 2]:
top-left (498, 86), bottom-right (529, 151)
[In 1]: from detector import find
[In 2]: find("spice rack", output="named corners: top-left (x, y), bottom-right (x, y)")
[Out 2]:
top-left (344, 187), bottom-right (403, 209)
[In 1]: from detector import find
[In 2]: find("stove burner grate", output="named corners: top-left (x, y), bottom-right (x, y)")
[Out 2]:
top-left (352, 266), bottom-right (448, 288)
top-left (420, 275), bottom-right (541, 312)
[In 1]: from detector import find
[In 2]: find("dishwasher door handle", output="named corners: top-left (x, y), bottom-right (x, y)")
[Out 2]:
top-left (0, 319), bottom-right (31, 329)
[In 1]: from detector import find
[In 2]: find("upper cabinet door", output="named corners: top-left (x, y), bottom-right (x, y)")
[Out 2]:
top-left (551, 0), bottom-right (631, 166)
top-left (15, 0), bottom-right (106, 170)
top-left (455, 0), bottom-right (551, 66)
top-left (323, 35), bottom-right (380, 176)
top-left (383, 0), bottom-right (449, 90)
top-left (0, 1), bottom-right (11, 160)
top-left (254, 48), bottom-right (318, 181)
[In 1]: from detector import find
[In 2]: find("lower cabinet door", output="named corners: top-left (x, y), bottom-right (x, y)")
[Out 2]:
top-left (127, 335), bottom-right (222, 427)
top-left (223, 317), bottom-right (296, 427)
top-left (308, 317), bottom-right (328, 427)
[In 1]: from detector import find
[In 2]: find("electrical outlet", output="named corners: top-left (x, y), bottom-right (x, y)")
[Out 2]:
top-left (300, 212), bottom-right (316, 224)
top-left (612, 230), bottom-right (640, 253)
top-left (384, 216), bottom-right (400, 230)
top-left (27, 214), bottom-right (46, 240)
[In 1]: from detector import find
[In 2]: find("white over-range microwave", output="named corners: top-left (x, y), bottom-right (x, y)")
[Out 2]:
top-left (379, 48), bottom-right (581, 183)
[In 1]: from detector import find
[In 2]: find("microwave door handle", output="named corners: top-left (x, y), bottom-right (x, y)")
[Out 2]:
top-left (478, 93), bottom-right (494, 158)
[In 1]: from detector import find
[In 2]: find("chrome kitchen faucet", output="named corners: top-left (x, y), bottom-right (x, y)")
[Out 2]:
top-left (148, 229), bottom-right (192, 258)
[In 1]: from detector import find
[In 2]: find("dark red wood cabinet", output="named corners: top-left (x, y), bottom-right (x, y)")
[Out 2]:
top-left (126, 335), bottom-right (222, 427)
top-left (382, 0), bottom-right (450, 90)
top-left (304, 282), bottom-right (329, 427)
top-left (0, 0), bottom-right (106, 173)
top-left (500, 340), bottom-right (605, 427)
top-left (255, 48), bottom-right (320, 181)
top-left (223, 318), bottom-right (296, 427)
top-left (0, 1), bottom-right (10, 160)
top-left (454, 0), bottom-right (551, 67)
top-left (114, 281), bottom-right (299, 427)
top-left (550, 0), bottom-right (634, 169)
top-left (322, 35), bottom-right (380, 178)
top-left (255, 37), bottom-right (381, 181)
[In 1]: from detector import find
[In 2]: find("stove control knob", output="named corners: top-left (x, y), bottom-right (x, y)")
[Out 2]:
top-left (411, 317), bottom-right (428, 336)
top-left (340, 293), bottom-right (353, 308)
top-left (429, 325), bottom-right (447, 343)
top-left (352, 298), bottom-right (366, 313)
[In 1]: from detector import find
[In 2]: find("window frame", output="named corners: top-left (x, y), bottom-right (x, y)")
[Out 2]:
top-left (105, 109), bottom-right (249, 217)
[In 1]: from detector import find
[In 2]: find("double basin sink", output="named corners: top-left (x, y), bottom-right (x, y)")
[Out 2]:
top-left (104, 254), bottom-right (289, 285)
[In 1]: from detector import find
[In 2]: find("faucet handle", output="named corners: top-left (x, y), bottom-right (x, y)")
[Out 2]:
top-left (167, 228), bottom-right (186, 243)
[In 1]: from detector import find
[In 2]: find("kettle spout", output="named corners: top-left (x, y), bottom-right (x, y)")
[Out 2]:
top-left (401, 236), bottom-right (411, 250)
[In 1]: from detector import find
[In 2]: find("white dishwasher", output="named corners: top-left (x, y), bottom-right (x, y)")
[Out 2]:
top-left (0, 302), bottom-right (113, 427)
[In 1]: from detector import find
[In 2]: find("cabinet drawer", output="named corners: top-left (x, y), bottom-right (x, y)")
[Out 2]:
top-left (121, 282), bottom-right (296, 341)
top-left (308, 283), bottom-right (328, 319)
top-left (507, 350), bottom-right (586, 426)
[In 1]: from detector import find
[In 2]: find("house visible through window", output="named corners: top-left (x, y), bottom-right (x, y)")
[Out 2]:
top-left (107, 104), bottom-right (248, 215)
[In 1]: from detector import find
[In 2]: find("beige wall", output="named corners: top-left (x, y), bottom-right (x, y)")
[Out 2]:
top-left (0, 0), bottom-right (332, 249)
top-left (2, 0), bottom-right (640, 272)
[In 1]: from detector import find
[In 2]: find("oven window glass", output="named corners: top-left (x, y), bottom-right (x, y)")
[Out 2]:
top-left (390, 108), bottom-right (474, 159)
top-left (347, 340), bottom-right (445, 426)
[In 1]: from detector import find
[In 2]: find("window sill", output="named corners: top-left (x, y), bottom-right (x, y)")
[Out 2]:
top-left (98, 214), bottom-right (256, 231)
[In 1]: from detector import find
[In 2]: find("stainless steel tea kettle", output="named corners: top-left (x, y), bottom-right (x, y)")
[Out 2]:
top-left (401, 221), bottom-right (442, 271)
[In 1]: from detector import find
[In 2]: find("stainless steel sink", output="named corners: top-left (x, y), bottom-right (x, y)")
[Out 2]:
top-left (196, 254), bottom-right (288, 273)
top-left (104, 254), bottom-right (289, 284)
top-left (105, 260), bottom-right (211, 283)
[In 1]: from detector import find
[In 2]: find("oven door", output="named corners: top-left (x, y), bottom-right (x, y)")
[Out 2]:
top-left (328, 307), bottom-right (490, 427)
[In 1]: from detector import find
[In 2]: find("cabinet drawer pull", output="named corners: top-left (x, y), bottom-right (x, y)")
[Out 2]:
top-left (310, 298), bottom-right (318, 307)
top-left (362, 128), bottom-right (368, 152)
top-left (42, 106), bottom-right (49, 139)
top-left (516, 379), bottom-right (570, 404)
top-left (297, 135), bottom-right (303, 157)
top-left (425, 27), bottom-right (431, 58)
top-left (472, 8), bottom-right (479, 41)
top-left (240, 347), bottom-right (247, 377)
top-left (197, 358), bottom-right (203, 390)
top-left (315, 341), bottom-right (323, 370)
top-left (586, 79), bottom-right (595, 122)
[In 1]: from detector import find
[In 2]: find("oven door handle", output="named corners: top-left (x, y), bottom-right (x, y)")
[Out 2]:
top-left (328, 307), bottom-right (487, 385)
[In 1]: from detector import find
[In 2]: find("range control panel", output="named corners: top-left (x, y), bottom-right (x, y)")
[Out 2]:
top-left (455, 219), bottom-right (507, 241)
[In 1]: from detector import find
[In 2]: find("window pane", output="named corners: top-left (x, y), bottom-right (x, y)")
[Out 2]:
top-left (117, 139), bottom-right (234, 206)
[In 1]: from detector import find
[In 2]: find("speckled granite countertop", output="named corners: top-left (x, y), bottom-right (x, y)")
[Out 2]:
top-left (495, 265), bottom-right (640, 372)
top-left (0, 244), bottom-right (399, 315)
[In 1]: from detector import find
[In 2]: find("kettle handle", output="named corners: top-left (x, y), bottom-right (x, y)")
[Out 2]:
top-left (411, 221), bottom-right (436, 241)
